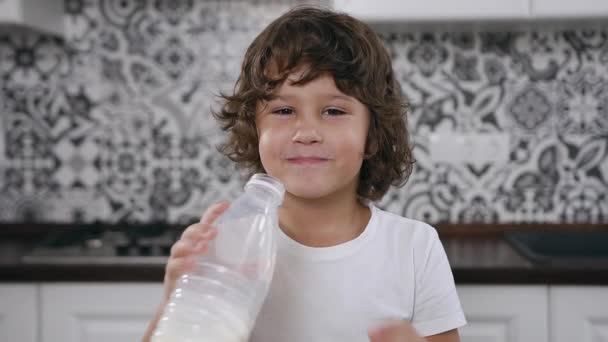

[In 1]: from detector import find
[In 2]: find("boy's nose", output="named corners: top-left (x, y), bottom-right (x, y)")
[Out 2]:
top-left (292, 116), bottom-right (323, 144)
top-left (292, 128), bottom-right (322, 144)
top-left (292, 111), bottom-right (323, 144)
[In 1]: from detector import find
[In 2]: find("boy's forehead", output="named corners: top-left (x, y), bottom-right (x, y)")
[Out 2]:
top-left (285, 63), bottom-right (311, 81)
top-left (272, 73), bottom-right (343, 96)
top-left (265, 62), bottom-right (312, 82)
top-left (260, 62), bottom-right (358, 102)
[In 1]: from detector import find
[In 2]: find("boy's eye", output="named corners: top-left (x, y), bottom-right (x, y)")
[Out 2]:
top-left (324, 108), bottom-right (346, 116)
top-left (272, 108), bottom-right (293, 115)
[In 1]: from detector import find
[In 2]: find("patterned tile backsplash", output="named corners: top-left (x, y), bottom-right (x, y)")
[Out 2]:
top-left (0, 0), bottom-right (606, 225)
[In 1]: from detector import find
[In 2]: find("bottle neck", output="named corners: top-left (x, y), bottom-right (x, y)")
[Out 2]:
top-left (244, 185), bottom-right (282, 209)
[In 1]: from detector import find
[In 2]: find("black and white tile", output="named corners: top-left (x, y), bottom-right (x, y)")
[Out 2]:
top-left (0, 0), bottom-right (606, 224)
top-left (379, 29), bottom-right (608, 223)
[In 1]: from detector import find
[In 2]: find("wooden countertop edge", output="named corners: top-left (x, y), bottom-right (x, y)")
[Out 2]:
top-left (1, 222), bottom-right (607, 237)
top-left (435, 223), bottom-right (608, 236)
top-left (2, 264), bottom-right (608, 285)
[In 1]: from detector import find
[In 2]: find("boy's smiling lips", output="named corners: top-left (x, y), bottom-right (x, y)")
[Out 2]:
top-left (286, 156), bottom-right (330, 165)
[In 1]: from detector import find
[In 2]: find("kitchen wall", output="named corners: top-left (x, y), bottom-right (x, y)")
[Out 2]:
top-left (0, 0), bottom-right (606, 224)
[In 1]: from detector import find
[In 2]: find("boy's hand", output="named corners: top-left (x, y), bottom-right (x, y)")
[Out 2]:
top-left (368, 320), bottom-right (426, 342)
top-left (162, 201), bottom-right (230, 301)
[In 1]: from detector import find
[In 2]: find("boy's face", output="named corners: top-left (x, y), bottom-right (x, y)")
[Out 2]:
top-left (255, 67), bottom-right (370, 201)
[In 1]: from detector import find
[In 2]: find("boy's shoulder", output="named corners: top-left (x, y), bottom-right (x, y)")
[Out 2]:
top-left (372, 205), bottom-right (440, 243)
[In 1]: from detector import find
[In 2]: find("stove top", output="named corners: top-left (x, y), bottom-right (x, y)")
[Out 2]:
top-left (21, 225), bottom-right (181, 265)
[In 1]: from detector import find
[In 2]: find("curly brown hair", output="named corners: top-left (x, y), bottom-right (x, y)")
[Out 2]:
top-left (212, 5), bottom-right (415, 201)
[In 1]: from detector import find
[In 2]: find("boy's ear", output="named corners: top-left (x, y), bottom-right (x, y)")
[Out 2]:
top-left (364, 111), bottom-right (379, 159)
top-left (364, 137), bottom-right (379, 159)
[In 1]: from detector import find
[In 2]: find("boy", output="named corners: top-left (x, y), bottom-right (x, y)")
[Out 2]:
top-left (144, 5), bottom-right (466, 342)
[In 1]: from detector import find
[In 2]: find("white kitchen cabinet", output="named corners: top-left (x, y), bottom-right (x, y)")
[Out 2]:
top-left (531, 0), bottom-right (608, 19)
top-left (0, 0), bottom-right (64, 35)
top-left (457, 285), bottom-right (548, 342)
top-left (41, 283), bottom-right (163, 342)
top-left (332, 0), bottom-right (530, 21)
top-left (0, 284), bottom-right (38, 342)
top-left (550, 286), bottom-right (608, 342)
top-left (25, 282), bottom-right (608, 342)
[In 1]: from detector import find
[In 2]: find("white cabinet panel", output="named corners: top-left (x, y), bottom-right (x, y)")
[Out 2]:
top-left (333, 0), bottom-right (530, 21)
top-left (550, 286), bottom-right (608, 342)
top-left (457, 285), bottom-right (548, 342)
top-left (26, 282), bottom-right (608, 342)
top-left (0, 0), bottom-right (64, 35)
top-left (532, 0), bottom-right (608, 18)
top-left (41, 283), bottom-right (163, 342)
top-left (0, 0), bottom-right (22, 21)
top-left (0, 284), bottom-right (38, 342)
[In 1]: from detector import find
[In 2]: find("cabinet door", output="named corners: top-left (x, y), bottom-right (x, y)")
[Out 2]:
top-left (550, 286), bottom-right (608, 342)
top-left (0, 0), bottom-right (63, 35)
top-left (457, 286), bottom-right (548, 342)
top-left (41, 283), bottom-right (163, 342)
top-left (333, 0), bottom-right (530, 21)
top-left (0, 0), bottom-right (21, 22)
top-left (0, 284), bottom-right (38, 342)
top-left (532, 0), bottom-right (608, 18)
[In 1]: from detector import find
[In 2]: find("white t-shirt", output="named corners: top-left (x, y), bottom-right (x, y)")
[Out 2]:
top-left (250, 205), bottom-right (467, 342)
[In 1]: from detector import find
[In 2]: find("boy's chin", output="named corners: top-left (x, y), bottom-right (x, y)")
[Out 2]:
top-left (273, 171), bottom-right (359, 202)
top-left (283, 182), bottom-right (341, 201)
top-left (286, 189), bottom-right (331, 201)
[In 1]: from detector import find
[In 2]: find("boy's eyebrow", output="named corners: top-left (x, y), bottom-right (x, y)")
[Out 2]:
top-left (269, 94), bottom-right (355, 102)
top-left (327, 94), bottom-right (355, 102)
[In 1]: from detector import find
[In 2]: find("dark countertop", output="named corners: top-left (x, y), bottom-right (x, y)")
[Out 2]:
top-left (1, 225), bottom-right (608, 285)
top-left (442, 235), bottom-right (608, 285)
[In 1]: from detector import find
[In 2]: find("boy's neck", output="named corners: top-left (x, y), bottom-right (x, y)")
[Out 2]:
top-left (278, 186), bottom-right (371, 248)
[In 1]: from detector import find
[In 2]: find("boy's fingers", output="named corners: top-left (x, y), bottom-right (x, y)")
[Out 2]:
top-left (178, 202), bottom-right (228, 241)
top-left (180, 224), bottom-right (217, 242)
top-left (201, 227), bottom-right (218, 241)
top-left (163, 202), bottom-right (228, 302)
top-left (165, 257), bottom-right (193, 284)
top-left (170, 239), bottom-right (209, 258)
top-left (199, 201), bottom-right (230, 225)
top-left (368, 325), bottom-right (394, 342)
top-left (368, 321), bottom-right (423, 342)
top-left (169, 240), bottom-right (191, 258)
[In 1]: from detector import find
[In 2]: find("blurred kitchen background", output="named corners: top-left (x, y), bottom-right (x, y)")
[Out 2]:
top-left (1, 0), bottom-right (606, 225)
top-left (1, 1), bottom-right (607, 342)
